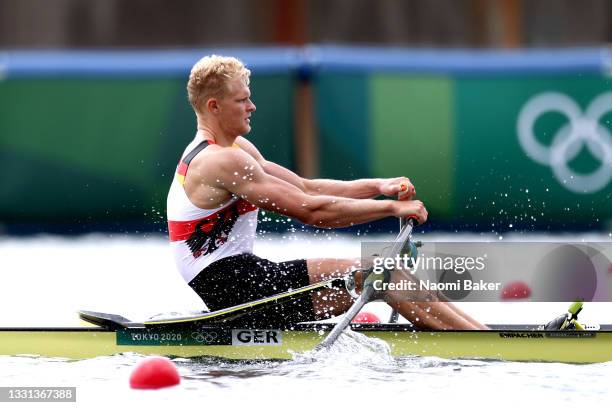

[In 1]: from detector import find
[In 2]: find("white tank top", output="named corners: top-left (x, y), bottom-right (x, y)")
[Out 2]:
top-left (167, 137), bottom-right (259, 283)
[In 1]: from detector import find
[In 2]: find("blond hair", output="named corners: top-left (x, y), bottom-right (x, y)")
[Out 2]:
top-left (187, 55), bottom-right (251, 113)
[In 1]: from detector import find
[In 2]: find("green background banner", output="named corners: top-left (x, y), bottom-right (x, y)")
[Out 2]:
top-left (317, 72), bottom-right (612, 229)
top-left (1, 48), bottom-right (611, 231)
top-left (0, 75), bottom-right (295, 225)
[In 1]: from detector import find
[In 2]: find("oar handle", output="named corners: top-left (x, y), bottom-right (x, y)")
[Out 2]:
top-left (398, 182), bottom-right (418, 228)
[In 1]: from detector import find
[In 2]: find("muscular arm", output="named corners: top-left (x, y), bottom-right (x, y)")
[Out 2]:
top-left (209, 148), bottom-right (427, 228)
top-left (235, 137), bottom-right (409, 199)
top-left (263, 160), bottom-right (383, 198)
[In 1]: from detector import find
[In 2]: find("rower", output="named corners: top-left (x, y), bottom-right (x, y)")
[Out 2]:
top-left (166, 54), bottom-right (487, 330)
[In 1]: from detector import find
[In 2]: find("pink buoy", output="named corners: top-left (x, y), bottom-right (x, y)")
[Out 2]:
top-left (352, 311), bottom-right (381, 323)
top-left (501, 281), bottom-right (532, 300)
top-left (130, 356), bottom-right (180, 390)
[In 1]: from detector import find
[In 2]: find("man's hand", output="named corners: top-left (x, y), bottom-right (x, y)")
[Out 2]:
top-left (379, 177), bottom-right (416, 200)
top-left (394, 200), bottom-right (428, 225)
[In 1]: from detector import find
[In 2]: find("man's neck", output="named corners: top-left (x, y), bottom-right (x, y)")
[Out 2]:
top-left (196, 123), bottom-right (237, 147)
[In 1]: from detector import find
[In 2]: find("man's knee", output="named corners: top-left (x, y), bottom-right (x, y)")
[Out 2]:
top-left (306, 258), bottom-right (360, 282)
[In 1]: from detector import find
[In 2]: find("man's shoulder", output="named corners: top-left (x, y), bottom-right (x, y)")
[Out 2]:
top-left (235, 136), bottom-right (265, 162)
top-left (190, 143), bottom-right (254, 174)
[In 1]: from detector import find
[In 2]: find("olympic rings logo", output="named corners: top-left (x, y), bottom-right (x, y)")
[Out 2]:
top-left (517, 92), bottom-right (612, 194)
top-left (191, 330), bottom-right (218, 343)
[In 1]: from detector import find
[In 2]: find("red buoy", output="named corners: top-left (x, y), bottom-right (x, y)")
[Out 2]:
top-left (501, 281), bottom-right (532, 300)
top-left (130, 356), bottom-right (180, 390)
top-left (352, 311), bottom-right (381, 323)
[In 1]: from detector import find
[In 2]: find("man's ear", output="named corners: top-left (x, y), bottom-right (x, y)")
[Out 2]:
top-left (206, 97), bottom-right (219, 114)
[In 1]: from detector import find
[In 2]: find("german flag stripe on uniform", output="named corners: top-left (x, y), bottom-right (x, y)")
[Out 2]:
top-left (176, 139), bottom-right (214, 185)
top-left (168, 198), bottom-right (257, 242)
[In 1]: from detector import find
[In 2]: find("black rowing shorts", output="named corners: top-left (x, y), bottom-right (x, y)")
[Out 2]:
top-left (188, 253), bottom-right (316, 328)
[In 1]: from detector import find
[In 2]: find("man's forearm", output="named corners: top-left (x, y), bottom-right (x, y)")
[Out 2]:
top-left (304, 178), bottom-right (383, 199)
top-left (304, 195), bottom-right (398, 228)
top-left (262, 160), bottom-right (384, 199)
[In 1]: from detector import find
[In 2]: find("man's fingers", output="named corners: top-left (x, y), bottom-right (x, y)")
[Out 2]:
top-left (397, 199), bottom-right (427, 224)
top-left (413, 201), bottom-right (427, 224)
top-left (398, 181), bottom-right (415, 200)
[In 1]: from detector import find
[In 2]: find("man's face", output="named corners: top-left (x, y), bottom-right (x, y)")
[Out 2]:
top-left (217, 77), bottom-right (256, 137)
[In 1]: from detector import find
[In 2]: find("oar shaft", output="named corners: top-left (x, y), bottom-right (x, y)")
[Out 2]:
top-left (316, 218), bottom-right (414, 350)
top-left (316, 284), bottom-right (375, 349)
top-left (388, 217), bottom-right (409, 324)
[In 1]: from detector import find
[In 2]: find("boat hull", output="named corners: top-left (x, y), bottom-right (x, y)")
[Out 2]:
top-left (1, 324), bottom-right (611, 363)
